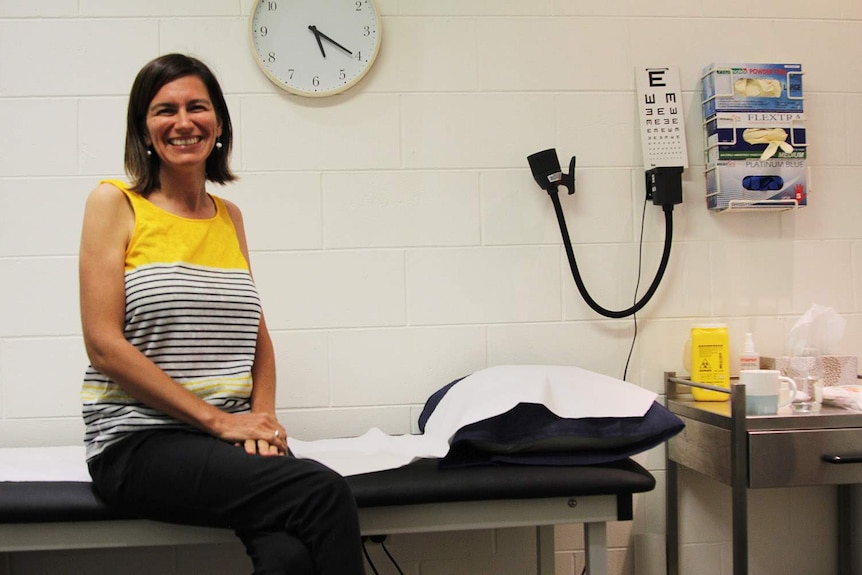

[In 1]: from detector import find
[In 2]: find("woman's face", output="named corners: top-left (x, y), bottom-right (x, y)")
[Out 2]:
top-left (145, 75), bottom-right (222, 171)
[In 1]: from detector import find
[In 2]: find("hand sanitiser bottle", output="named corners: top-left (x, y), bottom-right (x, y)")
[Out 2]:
top-left (739, 332), bottom-right (760, 372)
top-left (690, 323), bottom-right (731, 401)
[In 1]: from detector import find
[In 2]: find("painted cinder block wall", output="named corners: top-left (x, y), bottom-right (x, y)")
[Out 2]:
top-left (1, 1), bottom-right (860, 574)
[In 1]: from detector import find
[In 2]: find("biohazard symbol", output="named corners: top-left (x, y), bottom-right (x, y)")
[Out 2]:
top-left (700, 359), bottom-right (711, 369)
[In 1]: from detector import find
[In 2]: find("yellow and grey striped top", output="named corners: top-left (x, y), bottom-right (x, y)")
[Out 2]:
top-left (82, 180), bottom-right (261, 461)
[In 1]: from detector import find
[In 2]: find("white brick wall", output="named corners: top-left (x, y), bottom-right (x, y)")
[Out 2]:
top-left (1, 0), bottom-right (860, 574)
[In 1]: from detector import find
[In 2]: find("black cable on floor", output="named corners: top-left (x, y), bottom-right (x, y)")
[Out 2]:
top-left (361, 538), bottom-right (380, 575)
top-left (380, 539), bottom-right (404, 575)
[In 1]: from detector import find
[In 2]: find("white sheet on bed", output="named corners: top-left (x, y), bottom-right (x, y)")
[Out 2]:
top-left (0, 445), bottom-right (91, 482)
top-left (0, 365), bottom-right (656, 480)
top-left (291, 365), bottom-right (656, 475)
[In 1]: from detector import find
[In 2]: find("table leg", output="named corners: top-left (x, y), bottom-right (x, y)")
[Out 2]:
top-left (535, 525), bottom-right (555, 575)
top-left (584, 522), bottom-right (608, 575)
top-left (730, 386), bottom-right (749, 575)
top-left (667, 459), bottom-right (679, 575)
top-left (731, 479), bottom-right (748, 574)
top-left (837, 484), bottom-right (854, 575)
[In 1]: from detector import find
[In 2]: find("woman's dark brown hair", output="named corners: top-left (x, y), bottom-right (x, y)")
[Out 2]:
top-left (125, 54), bottom-right (236, 194)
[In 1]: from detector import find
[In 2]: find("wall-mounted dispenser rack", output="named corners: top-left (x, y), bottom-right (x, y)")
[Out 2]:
top-left (701, 63), bottom-right (808, 213)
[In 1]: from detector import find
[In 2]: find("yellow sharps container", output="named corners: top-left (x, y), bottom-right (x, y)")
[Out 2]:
top-left (690, 323), bottom-right (731, 401)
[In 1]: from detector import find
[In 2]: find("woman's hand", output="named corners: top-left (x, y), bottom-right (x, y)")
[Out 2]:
top-left (212, 411), bottom-right (287, 456)
top-left (242, 438), bottom-right (282, 456)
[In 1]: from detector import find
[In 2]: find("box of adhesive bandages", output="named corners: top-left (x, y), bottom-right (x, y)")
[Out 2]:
top-left (705, 112), bottom-right (807, 163)
top-left (702, 63), bottom-right (804, 118)
top-left (706, 157), bottom-right (807, 211)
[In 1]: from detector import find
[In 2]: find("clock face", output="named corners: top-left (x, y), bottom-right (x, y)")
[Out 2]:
top-left (249, 0), bottom-right (382, 97)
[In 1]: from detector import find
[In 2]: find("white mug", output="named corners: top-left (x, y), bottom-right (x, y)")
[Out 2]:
top-left (739, 369), bottom-right (798, 415)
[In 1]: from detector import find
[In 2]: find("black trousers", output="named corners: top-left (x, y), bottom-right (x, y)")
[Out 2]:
top-left (88, 429), bottom-right (365, 575)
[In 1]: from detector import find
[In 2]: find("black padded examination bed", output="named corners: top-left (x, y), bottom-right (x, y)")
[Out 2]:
top-left (0, 456), bottom-right (655, 575)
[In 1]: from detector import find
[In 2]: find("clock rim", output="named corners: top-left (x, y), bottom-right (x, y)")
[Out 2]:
top-left (248, 0), bottom-right (383, 98)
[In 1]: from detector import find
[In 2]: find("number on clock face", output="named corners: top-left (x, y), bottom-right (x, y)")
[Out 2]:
top-left (250, 0), bottom-right (381, 97)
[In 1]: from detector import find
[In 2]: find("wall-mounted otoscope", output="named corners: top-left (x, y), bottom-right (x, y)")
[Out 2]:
top-left (527, 148), bottom-right (682, 319)
top-left (526, 148), bottom-right (576, 195)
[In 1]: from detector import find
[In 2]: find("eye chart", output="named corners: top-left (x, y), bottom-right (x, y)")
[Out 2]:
top-left (636, 67), bottom-right (689, 169)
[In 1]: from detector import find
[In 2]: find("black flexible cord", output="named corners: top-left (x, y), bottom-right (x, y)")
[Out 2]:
top-left (549, 189), bottom-right (673, 319)
top-left (361, 539), bottom-right (380, 575)
top-left (380, 540), bottom-right (404, 575)
top-left (623, 195), bottom-right (649, 380)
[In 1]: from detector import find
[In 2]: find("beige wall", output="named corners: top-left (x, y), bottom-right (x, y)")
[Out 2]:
top-left (1, 0), bottom-right (861, 573)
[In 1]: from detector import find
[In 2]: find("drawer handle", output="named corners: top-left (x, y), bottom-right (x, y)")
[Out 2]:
top-left (822, 455), bottom-right (862, 464)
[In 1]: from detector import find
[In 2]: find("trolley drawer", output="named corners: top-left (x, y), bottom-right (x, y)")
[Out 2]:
top-left (749, 427), bottom-right (862, 488)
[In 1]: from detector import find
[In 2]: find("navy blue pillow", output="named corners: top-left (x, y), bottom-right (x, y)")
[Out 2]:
top-left (419, 376), bottom-right (684, 467)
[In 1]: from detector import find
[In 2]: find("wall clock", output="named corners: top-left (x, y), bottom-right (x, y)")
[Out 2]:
top-left (249, 0), bottom-right (382, 97)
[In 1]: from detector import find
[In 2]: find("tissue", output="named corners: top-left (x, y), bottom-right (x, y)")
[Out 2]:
top-left (761, 305), bottom-right (857, 387)
top-left (785, 304), bottom-right (846, 356)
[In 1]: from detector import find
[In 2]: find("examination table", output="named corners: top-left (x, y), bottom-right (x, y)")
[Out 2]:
top-left (0, 453), bottom-right (655, 575)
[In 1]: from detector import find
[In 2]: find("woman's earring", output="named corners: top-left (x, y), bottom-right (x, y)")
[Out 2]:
top-left (146, 146), bottom-right (153, 157)
top-left (215, 138), bottom-right (223, 150)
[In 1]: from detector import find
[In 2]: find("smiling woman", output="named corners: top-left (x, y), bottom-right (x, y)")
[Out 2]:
top-left (123, 55), bottom-right (236, 197)
top-left (78, 53), bottom-right (366, 575)
top-left (143, 76), bottom-right (223, 191)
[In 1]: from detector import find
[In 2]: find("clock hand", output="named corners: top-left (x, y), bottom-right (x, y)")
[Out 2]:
top-left (315, 28), bottom-right (353, 55)
top-left (308, 25), bottom-right (327, 58)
